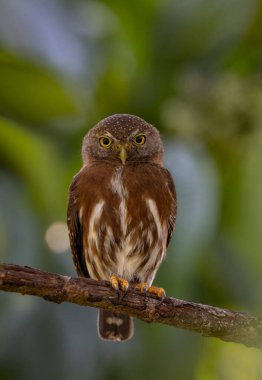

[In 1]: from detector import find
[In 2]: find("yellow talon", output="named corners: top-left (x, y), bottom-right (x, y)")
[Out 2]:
top-left (135, 282), bottom-right (149, 294)
top-left (119, 278), bottom-right (129, 292)
top-left (135, 283), bottom-right (166, 299)
top-left (109, 274), bottom-right (119, 290)
top-left (147, 285), bottom-right (166, 299)
top-left (109, 275), bottom-right (129, 292)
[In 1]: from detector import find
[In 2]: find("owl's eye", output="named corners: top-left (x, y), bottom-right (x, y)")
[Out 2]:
top-left (133, 134), bottom-right (146, 145)
top-left (99, 136), bottom-right (112, 148)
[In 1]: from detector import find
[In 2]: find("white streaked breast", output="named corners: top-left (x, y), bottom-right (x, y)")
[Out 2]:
top-left (146, 198), bottom-right (163, 239)
top-left (110, 167), bottom-right (128, 237)
top-left (88, 200), bottom-right (104, 248)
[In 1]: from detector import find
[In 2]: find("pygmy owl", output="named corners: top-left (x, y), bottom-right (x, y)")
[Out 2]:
top-left (67, 114), bottom-right (177, 341)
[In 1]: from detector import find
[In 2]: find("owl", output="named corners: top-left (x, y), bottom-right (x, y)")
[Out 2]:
top-left (67, 114), bottom-right (177, 341)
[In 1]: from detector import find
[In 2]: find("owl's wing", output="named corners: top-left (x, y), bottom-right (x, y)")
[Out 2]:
top-left (67, 174), bottom-right (90, 277)
top-left (165, 169), bottom-right (177, 248)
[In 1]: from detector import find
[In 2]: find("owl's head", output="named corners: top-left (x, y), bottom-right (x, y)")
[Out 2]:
top-left (82, 114), bottom-right (164, 165)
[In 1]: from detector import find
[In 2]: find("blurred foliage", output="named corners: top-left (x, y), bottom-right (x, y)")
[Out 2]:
top-left (0, 0), bottom-right (262, 379)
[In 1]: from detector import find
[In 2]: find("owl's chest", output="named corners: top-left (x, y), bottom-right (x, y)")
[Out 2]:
top-left (83, 164), bottom-right (166, 240)
top-left (109, 166), bottom-right (153, 229)
top-left (107, 166), bottom-right (163, 248)
top-left (110, 167), bottom-right (129, 233)
top-left (84, 164), bottom-right (166, 281)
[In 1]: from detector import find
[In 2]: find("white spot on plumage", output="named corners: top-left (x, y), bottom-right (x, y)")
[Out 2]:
top-left (86, 200), bottom-right (105, 278)
top-left (79, 206), bottom-right (84, 221)
top-left (106, 316), bottom-right (124, 326)
top-left (111, 167), bottom-right (127, 197)
top-left (88, 200), bottom-right (104, 242)
top-left (119, 201), bottom-right (127, 236)
top-left (111, 167), bottom-right (129, 236)
top-left (146, 198), bottom-right (162, 239)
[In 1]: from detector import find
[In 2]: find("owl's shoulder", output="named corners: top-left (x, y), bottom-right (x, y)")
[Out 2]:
top-left (125, 162), bottom-right (175, 187)
top-left (71, 162), bottom-right (116, 186)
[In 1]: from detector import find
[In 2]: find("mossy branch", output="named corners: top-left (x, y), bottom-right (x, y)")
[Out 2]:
top-left (0, 263), bottom-right (261, 348)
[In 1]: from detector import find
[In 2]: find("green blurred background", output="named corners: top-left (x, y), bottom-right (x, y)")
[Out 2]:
top-left (0, 1), bottom-right (262, 379)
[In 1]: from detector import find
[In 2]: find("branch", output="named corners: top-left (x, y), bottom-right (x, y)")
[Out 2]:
top-left (0, 263), bottom-right (261, 348)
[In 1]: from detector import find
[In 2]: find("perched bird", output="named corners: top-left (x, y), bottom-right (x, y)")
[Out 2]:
top-left (67, 114), bottom-right (177, 342)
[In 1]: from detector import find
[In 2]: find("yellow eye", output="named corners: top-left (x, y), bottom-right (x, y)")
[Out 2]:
top-left (99, 136), bottom-right (112, 148)
top-left (133, 134), bottom-right (146, 145)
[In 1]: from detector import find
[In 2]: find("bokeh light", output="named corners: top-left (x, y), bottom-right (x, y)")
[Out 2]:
top-left (45, 222), bottom-right (69, 253)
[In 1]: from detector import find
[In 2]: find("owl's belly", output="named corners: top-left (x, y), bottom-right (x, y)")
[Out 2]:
top-left (117, 196), bottom-right (165, 283)
top-left (116, 225), bottom-right (164, 284)
top-left (85, 196), bottom-right (165, 285)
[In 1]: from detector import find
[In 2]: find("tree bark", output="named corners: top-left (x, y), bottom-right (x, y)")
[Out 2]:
top-left (0, 263), bottom-right (261, 348)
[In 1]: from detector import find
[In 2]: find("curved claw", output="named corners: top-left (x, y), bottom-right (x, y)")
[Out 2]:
top-left (135, 282), bottom-right (149, 295)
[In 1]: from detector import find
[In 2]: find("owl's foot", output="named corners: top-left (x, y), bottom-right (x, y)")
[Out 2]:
top-left (135, 283), bottom-right (166, 300)
top-left (109, 274), bottom-right (129, 293)
top-left (147, 285), bottom-right (166, 300)
top-left (135, 282), bottom-right (149, 295)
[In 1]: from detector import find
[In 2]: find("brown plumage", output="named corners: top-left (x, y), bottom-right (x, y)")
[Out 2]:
top-left (67, 114), bottom-right (177, 341)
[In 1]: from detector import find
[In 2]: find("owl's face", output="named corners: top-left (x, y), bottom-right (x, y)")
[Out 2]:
top-left (82, 114), bottom-right (163, 165)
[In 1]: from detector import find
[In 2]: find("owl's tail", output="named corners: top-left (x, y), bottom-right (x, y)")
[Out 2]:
top-left (97, 309), bottom-right (134, 342)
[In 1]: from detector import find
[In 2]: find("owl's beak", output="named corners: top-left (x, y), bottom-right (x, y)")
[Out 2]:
top-left (119, 146), bottom-right (128, 164)
top-left (115, 144), bottom-right (129, 164)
